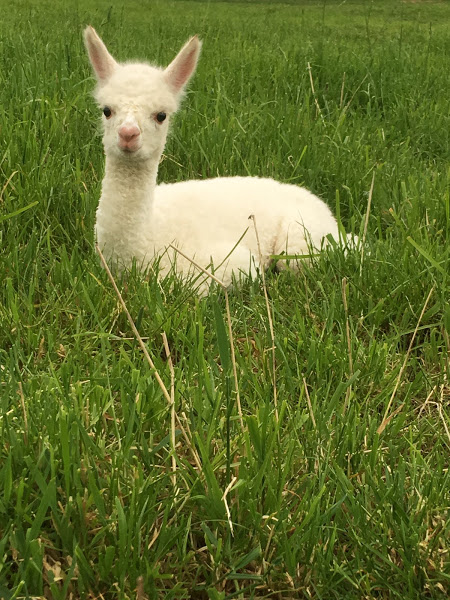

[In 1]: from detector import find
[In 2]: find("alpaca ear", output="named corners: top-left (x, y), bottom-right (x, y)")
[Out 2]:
top-left (84, 26), bottom-right (118, 83)
top-left (164, 36), bottom-right (201, 95)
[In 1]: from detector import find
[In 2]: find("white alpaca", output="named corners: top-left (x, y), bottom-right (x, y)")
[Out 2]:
top-left (84, 27), bottom-right (349, 290)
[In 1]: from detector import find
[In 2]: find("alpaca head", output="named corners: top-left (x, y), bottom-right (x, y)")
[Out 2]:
top-left (84, 27), bottom-right (201, 162)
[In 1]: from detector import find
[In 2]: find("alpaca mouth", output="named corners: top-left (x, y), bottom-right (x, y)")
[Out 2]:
top-left (119, 144), bottom-right (141, 154)
top-left (121, 146), bottom-right (138, 153)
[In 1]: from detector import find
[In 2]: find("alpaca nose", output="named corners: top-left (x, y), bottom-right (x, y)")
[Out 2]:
top-left (119, 125), bottom-right (140, 142)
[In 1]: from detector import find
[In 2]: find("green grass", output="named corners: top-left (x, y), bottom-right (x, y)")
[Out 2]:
top-left (0, 0), bottom-right (449, 598)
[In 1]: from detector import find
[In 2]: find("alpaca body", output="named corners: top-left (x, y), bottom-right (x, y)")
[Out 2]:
top-left (96, 173), bottom-right (338, 286)
top-left (84, 28), bottom-right (349, 291)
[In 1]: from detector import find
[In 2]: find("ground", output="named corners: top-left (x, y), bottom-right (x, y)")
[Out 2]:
top-left (0, 0), bottom-right (449, 598)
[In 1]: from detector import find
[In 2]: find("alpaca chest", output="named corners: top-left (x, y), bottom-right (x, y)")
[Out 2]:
top-left (95, 201), bottom-right (154, 270)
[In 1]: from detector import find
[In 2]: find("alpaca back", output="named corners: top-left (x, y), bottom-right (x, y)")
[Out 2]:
top-left (153, 177), bottom-right (339, 279)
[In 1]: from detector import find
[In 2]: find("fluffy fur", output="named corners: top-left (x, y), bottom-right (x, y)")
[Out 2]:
top-left (84, 27), bottom-right (350, 289)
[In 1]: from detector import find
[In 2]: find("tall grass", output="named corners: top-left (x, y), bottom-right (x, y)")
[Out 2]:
top-left (0, 0), bottom-right (449, 598)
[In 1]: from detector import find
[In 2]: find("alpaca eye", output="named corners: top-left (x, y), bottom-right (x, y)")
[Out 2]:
top-left (155, 112), bottom-right (166, 123)
top-left (103, 106), bottom-right (112, 119)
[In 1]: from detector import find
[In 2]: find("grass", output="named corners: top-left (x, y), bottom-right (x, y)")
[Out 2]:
top-left (0, 0), bottom-right (449, 598)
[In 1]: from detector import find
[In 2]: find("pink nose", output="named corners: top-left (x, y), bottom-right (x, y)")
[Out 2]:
top-left (118, 125), bottom-right (140, 143)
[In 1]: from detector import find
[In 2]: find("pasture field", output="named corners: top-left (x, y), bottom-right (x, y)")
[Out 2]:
top-left (0, 0), bottom-right (449, 598)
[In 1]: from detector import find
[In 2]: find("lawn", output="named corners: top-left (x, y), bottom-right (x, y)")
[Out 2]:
top-left (0, 0), bottom-right (449, 598)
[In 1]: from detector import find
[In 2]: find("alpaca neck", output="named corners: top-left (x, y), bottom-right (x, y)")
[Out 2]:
top-left (96, 153), bottom-right (160, 268)
top-left (102, 154), bottom-right (158, 210)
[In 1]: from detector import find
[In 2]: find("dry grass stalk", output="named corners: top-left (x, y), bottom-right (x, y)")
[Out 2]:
top-left (17, 381), bottom-right (28, 445)
top-left (342, 73), bottom-right (369, 115)
top-left (162, 331), bottom-right (177, 489)
top-left (377, 285), bottom-right (435, 434)
top-left (136, 575), bottom-right (146, 600)
top-left (222, 475), bottom-right (237, 536)
top-left (359, 170), bottom-right (375, 276)
top-left (341, 277), bottom-right (353, 412)
top-left (168, 243), bottom-right (244, 433)
top-left (339, 71), bottom-right (346, 109)
top-left (418, 384), bottom-right (438, 418)
top-left (96, 245), bottom-right (172, 404)
top-left (438, 386), bottom-right (450, 445)
top-left (307, 62), bottom-right (324, 121)
top-left (303, 377), bottom-right (316, 429)
top-left (249, 215), bottom-right (279, 422)
top-left (0, 169), bottom-right (18, 202)
top-left (96, 244), bottom-right (203, 473)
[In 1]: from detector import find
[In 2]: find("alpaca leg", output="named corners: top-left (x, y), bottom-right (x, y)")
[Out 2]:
top-left (168, 244), bottom-right (259, 294)
top-left (274, 227), bottom-right (360, 272)
top-left (211, 245), bottom-right (260, 288)
top-left (272, 220), bottom-right (320, 272)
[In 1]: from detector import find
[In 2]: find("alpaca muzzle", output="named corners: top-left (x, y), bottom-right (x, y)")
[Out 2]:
top-left (118, 125), bottom-right (141, 151)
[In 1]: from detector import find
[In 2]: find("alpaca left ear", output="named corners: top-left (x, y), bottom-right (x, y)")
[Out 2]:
top-left (164, 36), bottom-right (202, 95)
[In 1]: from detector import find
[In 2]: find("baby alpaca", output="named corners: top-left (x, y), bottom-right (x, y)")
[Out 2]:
top-left (84, 27), bottom-right (347, 289)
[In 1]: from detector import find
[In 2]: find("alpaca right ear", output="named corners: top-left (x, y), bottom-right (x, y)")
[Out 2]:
top-left (84, 26), bottom-right (118, 83)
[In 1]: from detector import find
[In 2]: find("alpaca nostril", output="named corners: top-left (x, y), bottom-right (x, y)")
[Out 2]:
top-left (119, 126), bottom-right (141, 142)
